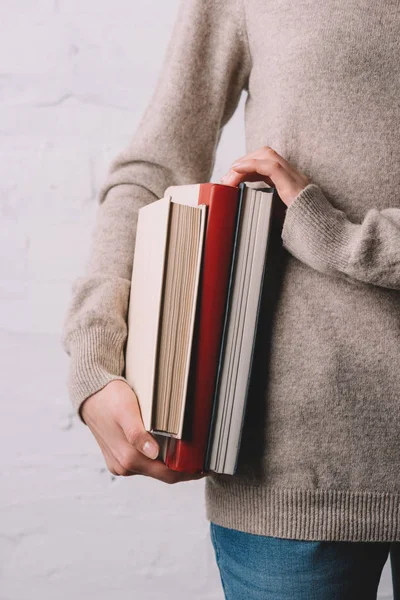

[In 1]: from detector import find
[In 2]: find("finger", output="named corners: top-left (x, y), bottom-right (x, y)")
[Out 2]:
top-left (142, 466), bottom-right (207, 483)
top-left (229, 146), bottom-right (294, 172)
top-left (228, 170), bottom-right (275, 187)
top-left (255, 146), bottom-right (300, 176)
top-left (110, 384), bottom-right (160, 460)
top-left (116, 441), bottom-right (207, 482)
top-left (227, 145), bottom-right (275, 164)
top-left (91, 425), bottom-right (127, 476)
top-left (224, 158), bottom-right (296, 189)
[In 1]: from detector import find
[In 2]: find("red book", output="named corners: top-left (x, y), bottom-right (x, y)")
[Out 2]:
top-left (164, 183), bottom-right (240, 473)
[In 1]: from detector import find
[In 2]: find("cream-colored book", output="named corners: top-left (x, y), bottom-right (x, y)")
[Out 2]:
top-left (125, 194), bottom-right (207, 439)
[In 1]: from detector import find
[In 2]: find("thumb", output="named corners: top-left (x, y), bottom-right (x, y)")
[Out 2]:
top-left (117, 385), bottom-right (160, 460)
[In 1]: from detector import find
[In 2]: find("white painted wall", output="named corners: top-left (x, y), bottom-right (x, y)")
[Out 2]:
top-left (0, 1), bottom-right (394, 598)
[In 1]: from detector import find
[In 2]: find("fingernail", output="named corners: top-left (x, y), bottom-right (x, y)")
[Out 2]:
top-left (143, 441), bottom-right (159, 459)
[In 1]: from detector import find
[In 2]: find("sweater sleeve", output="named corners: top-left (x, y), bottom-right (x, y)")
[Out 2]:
top-left (281, 183), bottom-right (400, 290)
top-left (61, 0), bottom-right (252, 423)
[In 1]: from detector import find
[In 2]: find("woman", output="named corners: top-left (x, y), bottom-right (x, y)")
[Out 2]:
top-left (62, 0), bottom-right (400, 598)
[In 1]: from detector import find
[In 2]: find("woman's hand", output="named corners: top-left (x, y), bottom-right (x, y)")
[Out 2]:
top-left (220, 146), bottom-right (311, 208)
top-left (81, 380), bottom-right (207, 484)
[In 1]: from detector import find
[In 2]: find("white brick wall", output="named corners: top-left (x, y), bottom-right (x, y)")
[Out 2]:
top-left (0, 1), bottom-right (394, 598)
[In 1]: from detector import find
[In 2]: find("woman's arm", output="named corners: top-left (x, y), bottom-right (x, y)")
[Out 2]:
top-left (221, 146), bottom-right (400, 291)
top-left (61, 0), bottom-right (252, 422)
top-left (281, 183), bottom-right (400, 290)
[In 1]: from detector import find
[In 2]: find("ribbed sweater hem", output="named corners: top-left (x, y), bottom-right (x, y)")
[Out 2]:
top-left (205, 479), bottom-right (400, 542)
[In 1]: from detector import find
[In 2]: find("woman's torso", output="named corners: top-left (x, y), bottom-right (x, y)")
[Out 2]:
top-left (233, 0), bottom-right (400, 490)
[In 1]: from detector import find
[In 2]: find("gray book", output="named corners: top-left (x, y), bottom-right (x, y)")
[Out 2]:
top-left (205, 182), bottom-right (278, 475)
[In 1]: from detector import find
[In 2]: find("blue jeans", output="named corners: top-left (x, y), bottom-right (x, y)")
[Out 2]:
top-left (210, 522), bottom-right (400, 600)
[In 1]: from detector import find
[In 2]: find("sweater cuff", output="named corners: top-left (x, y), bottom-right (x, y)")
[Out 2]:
top-left (281, 183), bottom-right (359, 276)
top-left (64, 328), bottom-right (128, 424)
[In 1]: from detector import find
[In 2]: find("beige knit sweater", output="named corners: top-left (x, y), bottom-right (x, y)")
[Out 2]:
top-left (62, 0), bottom-right (400, 541)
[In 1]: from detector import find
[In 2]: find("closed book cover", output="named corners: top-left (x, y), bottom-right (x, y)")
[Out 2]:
top-left (164, 183), bottom-right (240, 473)
top-left (125, 196), bottom-right (172, 432)
top-left (205, 183), bottom-right (279, 475)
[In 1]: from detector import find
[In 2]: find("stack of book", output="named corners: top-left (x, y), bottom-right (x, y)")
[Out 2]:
top-left (124, 181), bottom-right (282, 475)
